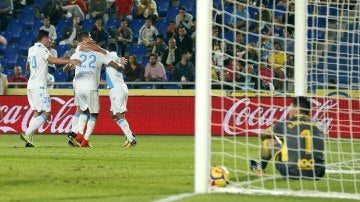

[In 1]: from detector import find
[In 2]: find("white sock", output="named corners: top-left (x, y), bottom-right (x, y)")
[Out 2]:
top-left (76, 113), bottom-right (88, 135)
top-left (70, 112), bottom-right (80, 133)
top-left (116, 118), bottom-right (134, 141)
top-left (29, 115), bottom-right (37, 140)
top-left (25, 114), bottom-right (47, 136)
top-left (84, 117), bottom-right (96, 140)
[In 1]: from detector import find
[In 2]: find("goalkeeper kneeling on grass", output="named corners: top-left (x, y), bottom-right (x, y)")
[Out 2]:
top-left (250, 96), bottom-right (326, 180)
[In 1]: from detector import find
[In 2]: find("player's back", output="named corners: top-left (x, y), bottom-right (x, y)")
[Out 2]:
top-left (105, 51), bottom-right (125, 89)
top-left (27, 42), bottom-right (50, 89)
top-left (72, 50), bottom-right (111, 90)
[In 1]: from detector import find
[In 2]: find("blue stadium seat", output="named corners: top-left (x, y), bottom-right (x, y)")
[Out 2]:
top-left (129, 45), bottom-right (146, 62)
top-left (106, 18), bottom-right (120, 30)
top-left (35, 0), bottom-right (46, 9)
top-left (247, 33), bottom-right (259, 44)
top-left (248, 6), bottom-right (258, 19)
top-left (130, 19), bottom-right (145, 43)
top-left (167, 7), bottom-right (179, 21)
top-left (55, 71), bottom-right (68, 82)
top-left (6, 19), bottom-right (22, 43)
top-left (82, 19), bottom-right (95, 32)
top-left (56, 19), bottom-right (72, 41)
top-left (180, 0), bottom-right (195, 14)
top-left (21, 6), bottom-right (35, 31)
top-left (19, 31), bottom-right (35, 55)
top-left (156, 19), bottom-right (169, 36)
top-left (17, 57), bottom-right (27, 68)
top-left (157, 0), bottom-right (170, 18)
top-left (56, 44), bottom-right (71, 58)
top-left (3, 50), bottom-right (19, 69)
top-left (224, 30), bottom-right (234, 42)
top-left (32, 20), bottom-right (43, 32)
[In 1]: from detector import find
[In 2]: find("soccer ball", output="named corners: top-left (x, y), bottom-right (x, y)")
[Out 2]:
top-left (210, 166), bottom-right (230, 187)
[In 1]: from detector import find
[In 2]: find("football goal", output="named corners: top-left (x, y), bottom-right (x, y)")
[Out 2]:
top-left (195, 0), bottom-right (360, 200)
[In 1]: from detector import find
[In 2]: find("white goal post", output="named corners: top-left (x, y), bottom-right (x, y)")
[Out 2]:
top-left (195, 0), bottom-right (360, 199)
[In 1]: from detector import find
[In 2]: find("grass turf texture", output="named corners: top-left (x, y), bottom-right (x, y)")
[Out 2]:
top-left (0, 135), bottom-right (358, 202)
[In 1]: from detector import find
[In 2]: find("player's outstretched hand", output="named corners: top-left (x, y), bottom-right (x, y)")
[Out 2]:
top-left (120, 57), bottom-right (128, 65)
top-left (70, 59), bottom-right (81, 65)
top-left (63, 63), bottom-right (75, 72)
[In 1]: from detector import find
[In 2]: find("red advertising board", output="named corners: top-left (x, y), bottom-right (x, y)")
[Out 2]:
top-left (0, 96), bottom-right (359, 137)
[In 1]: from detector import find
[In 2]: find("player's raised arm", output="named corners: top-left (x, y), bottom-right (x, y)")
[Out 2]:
top-left (48, 56), bottom-right (80, 66)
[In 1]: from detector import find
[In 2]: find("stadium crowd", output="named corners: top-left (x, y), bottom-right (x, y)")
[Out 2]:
top-left (0, 0), bottom-right (307, 93)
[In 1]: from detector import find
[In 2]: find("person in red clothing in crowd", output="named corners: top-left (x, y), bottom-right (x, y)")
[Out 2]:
top-left (115, 0), bottom-right (134, 21)
top-left (8, 66), bottom-right (28, 88)
top-left (62, 0), bottom-right (87, 19)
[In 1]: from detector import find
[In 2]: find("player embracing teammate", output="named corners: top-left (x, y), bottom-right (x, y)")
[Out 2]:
top-left (66, 32), bottom-right (136, 148)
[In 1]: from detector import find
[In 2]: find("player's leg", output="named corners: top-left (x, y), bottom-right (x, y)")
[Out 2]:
top-left (110, 85), bottom-right (136, 147)
top-left (21, 89), bottom-right (51, 147)
top-left (80, 90), bottom-right (99, 147)
top-left (250, 137), bottom-right (280, 176)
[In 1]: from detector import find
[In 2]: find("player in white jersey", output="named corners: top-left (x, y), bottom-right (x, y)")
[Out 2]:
top-left (66, 32), bottom-right (123, 147)
top-left (20, 30), bottom-right (80, 147)
top-left (106, 42), bottom-right (136, 147)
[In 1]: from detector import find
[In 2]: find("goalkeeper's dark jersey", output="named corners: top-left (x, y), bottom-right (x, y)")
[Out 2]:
top-left (273, 114), bottom-right (325, 179)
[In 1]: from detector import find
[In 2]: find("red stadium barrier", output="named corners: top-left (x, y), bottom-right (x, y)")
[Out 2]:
top-left (0, 96), bottom-right (359, 137)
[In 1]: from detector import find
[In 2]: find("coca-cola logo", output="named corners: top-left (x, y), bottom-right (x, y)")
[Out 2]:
top-left (0, 97), bottom-right (76, 133)
top-left (223, 98), bottom-right (337, 135)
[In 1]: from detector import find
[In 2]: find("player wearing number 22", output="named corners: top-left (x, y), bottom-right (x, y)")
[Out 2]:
top-left (250, 96), bottom-right (325, 179)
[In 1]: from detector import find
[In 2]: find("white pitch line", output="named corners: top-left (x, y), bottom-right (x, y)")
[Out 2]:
top-left (153, 192), bottom-right (197, 202)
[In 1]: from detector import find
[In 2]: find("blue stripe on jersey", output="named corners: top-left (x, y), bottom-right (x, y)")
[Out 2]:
top-left (89, 117), bottom-right (97, 122)
top-left (105, 71), bottom-right (114, 89)
top-left (117, 118), bottom-right (125, 124)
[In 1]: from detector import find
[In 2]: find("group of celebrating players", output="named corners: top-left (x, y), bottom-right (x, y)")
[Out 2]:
top-left (19, 30), bottom-right (136, 148)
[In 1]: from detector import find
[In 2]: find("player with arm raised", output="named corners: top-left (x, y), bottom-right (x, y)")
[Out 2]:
top-left (106, 42), bottom-right (136, 147)
top-left (250, 96), bottom-right (326, 179)
top-left (20, 30), bottom-right (80, 147)
top-left (67, 32), bottom-right (122, 147)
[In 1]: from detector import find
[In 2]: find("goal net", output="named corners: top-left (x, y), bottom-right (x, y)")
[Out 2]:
top-left (195, 0), bottom-right (360, 200)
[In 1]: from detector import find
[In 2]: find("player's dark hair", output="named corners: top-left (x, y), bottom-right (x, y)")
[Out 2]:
top-left (108, 42), bottom-right (117, 52)
top-left (77, 31), bottom-right (91, 42)
top-left (292, 96), bottom-right (311, 115)
top-left (37, 30), bottom-right (49, 42)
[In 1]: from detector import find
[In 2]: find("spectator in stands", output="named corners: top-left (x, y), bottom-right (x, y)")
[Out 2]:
top-left (172, 51), bottom-right (195, 89)
top-left (59, 16), bottom-right (82, 45)
top-left (212, 26), bottom-right (220, 51)
top-left (136, 0), bottom-right (158, 22)
top-left (285, 28), bottom-right (294, 53)
top-left (175, 7), bottom-right (193, 33)
top-left (166, 20), bottom-right (177, 43)
top-left (62, 0), bottom-right (87, 20)
top-left (230, 3), bottom-right (249, 30)
top-left (190, 18), bottom-right (196, 43)
top-left (124, 54), bottom-right (145, 84)
top-left (115, 0), bottom-right (134, 22)
top-left (144, 53), bottom-right (167, 82)
top-left (8, 66), bottom-right (27, 88)
top-left (27, 0), bottom-right (43, 20)
top-left (138, 17), bottom-right (159, 56)
top-left (0, 66), bottom-right (7, 95)
top-left (271, 17), bottom-right (285, 38)
top-left (116, 19), bottom-right (133, 57)
top-left (287, 1), bottom-right (295, 26)
top-left (42, 0), bottom-right (62, 26)
top-left (47, 73), bottom-right (55, 89)
top-left (86, 0), bottom-right (109, 25)
top-left (286, 54), bottom-right (294, 78)
top-left (243, 44), bottom-right (260, 66)
top-left (40, 16), bottom-right (58, 42)
top-left (250, 1), bottom-right (272, 35)
top-left (268, 41), bottom-right (286, 90)
top-left (259, 62), bottom-right (274, 90)
top-left (257, 35), bottom-right (273, 61)
top-left (152, 34), bottom-right (168, 62)
top-left (176, 27), bottom-right (193, 53)
top-left (213, 42), bottom-right (231, 68)
top-left (0, 0), bottom-right (13, 31)
top-left (234, 32), bottom-right (246, 55)
top-left (90, 18), bottom-right (108, 48)
top-left (162, 37), bottom-right (181, 73)
top-left (62, 39), bottom-right (78, 81)
top-left (46, 41), bottom-right (58, 74)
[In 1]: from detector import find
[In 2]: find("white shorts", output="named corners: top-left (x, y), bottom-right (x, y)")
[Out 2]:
top-left (109, 84), bottom-right (128, 114)
top-left (74, 89), bottom-right (99, 114)
top-left (27, 87), bottom-right (51, 112)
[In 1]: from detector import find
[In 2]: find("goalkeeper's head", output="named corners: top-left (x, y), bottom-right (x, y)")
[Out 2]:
top-left (291, 96), bottom-right (311, 116)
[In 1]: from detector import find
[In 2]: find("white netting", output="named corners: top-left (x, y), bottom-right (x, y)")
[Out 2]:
top-left (208, 0), bottom-right (360, 199)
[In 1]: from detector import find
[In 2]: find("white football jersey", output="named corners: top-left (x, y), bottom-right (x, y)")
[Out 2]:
top-left (71, 50), bottom-right (111, 90)
top-left (27, 42), bottom-right (50, 89)
top-left (105, 51), bottom-right (125, 89)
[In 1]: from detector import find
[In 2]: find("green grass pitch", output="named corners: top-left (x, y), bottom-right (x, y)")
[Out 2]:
top-left (0, 135), bottom-right (358, 202)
